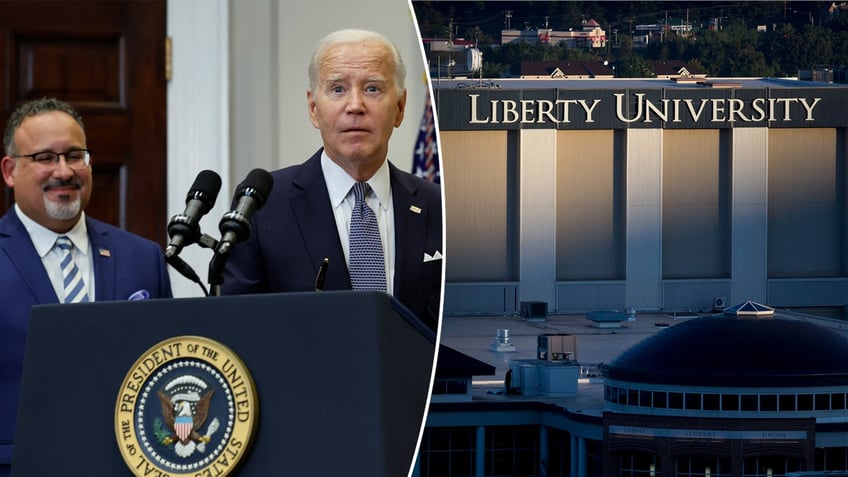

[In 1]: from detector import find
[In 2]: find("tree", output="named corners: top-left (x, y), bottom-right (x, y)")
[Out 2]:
top-left (616, 53), bottom-right (655, 78)
top-left (413, 1), bottom-right (848, 80)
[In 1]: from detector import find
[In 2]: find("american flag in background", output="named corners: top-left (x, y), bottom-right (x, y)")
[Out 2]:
top-left (412, 95), bottom-right (440, 184)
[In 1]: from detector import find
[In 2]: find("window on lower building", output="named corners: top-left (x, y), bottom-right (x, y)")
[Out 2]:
top-left (654, 391), bottom-right (668, 409)
top-left (685, 393), bottom-right (702, 410)
top-left (669, 392), bottom-right (684, 409)
top-left (760, 394), bottom-right (778, 412)
top-left (419, 427), bottom-right (475, 477)
top-left (431, 378), bottom-right (468, 396)
top-left (721, 394), bottom-right (739, 411)
top-left (815, 393), bottom-right (830, 411)
top-left (817, 446), bottom-right (848, 472)
top-left (743, 455), bottom-right (802, 477)
top-left (677, 455), bottom-right (731, 477)
top-left (617, 450), bottom-right (660, 477)
top-left (798, 394), bottom-right (813, 411)
top-left (485, 426), bottom-right (540, 477)
top-left (833, 393), bottom-right (847, 410)
top-left (703, 393), bottom-right (720, 411)
top-left (779, 394), bottom-right (796, 412)
top-left (741, 394), bottom-right (758, 411)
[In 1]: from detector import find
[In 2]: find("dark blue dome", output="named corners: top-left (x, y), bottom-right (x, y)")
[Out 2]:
top-left (603, 316), bottom-right (848, 387)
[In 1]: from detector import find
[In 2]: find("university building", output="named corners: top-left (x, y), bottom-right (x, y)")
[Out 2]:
top-left (435, 77), bottom-right (848, 318)
top-left (420, 77), bottom-right (848, 477)
top-left (415, 306), bottom-right (848, 477)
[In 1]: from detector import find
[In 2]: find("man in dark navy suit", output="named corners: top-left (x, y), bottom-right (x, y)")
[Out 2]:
top-left (222, 29), bottom-right (442, 331)
top-left (0, 98), bottom-right (172, 476)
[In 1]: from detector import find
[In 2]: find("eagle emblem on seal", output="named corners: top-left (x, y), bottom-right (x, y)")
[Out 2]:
top-left (156, 375), bottom-right (220, 458)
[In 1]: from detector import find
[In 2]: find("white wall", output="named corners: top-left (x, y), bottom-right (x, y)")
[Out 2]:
top-left (167, 0), bottom-right (428, 297)
top-left (230, 0), bottom-right (428, 184)
top-left (167, 0), bottom-right (231, 298)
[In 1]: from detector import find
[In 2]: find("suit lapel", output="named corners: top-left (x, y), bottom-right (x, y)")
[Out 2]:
top-left (390, 163), bottom-right (428, 299)
top-left (289, 151), bottom-right (350, 289)
top-left (87, 218), bottom-right (117, 300)
top-left (0, 209), bottom-right (59, 303)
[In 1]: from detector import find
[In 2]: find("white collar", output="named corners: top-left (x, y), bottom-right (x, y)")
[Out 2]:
top-left (321, 151), bottom-right (391, 211)
top-left (15, 204), bottom-right (89, 258)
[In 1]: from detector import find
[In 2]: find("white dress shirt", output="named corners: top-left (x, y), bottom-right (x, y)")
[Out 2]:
top-left (321, 152), bottom-right (395, 294)
top-left (15, 204), bottom-right (95, 301)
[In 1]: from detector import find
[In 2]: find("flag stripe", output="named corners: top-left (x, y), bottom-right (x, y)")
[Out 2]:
top-left (412, 96), bottom-right (440, 184)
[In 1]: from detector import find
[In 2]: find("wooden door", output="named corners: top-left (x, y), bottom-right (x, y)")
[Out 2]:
top-left (0, 0), bottom-right (167, 244)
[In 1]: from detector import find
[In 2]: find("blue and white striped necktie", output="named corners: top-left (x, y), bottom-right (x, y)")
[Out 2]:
top-left (348, 182), bottom-right (387, 291)
top-left (55, 235), bottom-right (90, 303)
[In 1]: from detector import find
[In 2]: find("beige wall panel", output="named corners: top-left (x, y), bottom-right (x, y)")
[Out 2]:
top-left (556, 130), bottom-right (621, 280)
top-left (768, 128), bottom-right (841, 277)
top-left (441, 131), bottom-right (512, 281)
top-left (662, 129), bottom-right (727, 278)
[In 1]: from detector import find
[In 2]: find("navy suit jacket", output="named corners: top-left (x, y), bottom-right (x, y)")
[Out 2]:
top-left (222, 149), bottom-right (443, 330)
top-left (0, 208), bottom-right (172, 466)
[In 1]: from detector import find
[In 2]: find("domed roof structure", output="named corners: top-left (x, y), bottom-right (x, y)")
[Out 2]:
top-left (603, 314), bottom-right (848, 387)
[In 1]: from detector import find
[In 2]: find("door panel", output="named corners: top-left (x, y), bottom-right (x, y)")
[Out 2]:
top-left (0, 0), bottom-right (167, 244)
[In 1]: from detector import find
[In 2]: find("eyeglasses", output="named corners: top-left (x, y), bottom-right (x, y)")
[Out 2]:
top-left (13, 149), bottom-right (91, 170)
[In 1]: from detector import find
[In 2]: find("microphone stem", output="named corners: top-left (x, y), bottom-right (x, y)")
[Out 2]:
top-left (208, 251), bottom-right (228, 292)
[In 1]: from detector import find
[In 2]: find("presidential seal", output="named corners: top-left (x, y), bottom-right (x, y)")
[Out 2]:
top-left (115, 336), bottom-right (258, 477)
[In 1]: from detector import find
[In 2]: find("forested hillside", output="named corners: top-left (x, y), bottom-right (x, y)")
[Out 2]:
top-left (412, 1), bottom-right (848, 78)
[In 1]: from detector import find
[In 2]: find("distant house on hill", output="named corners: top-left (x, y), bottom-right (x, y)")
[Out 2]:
top-left (420, 38), bottom-right (482, 79)
top-left (503, 18), bottom-right (607, 49)
top-left (651, 60), bottom-right (707, 80)
top-left (520, 60), bottom-right (615, 79)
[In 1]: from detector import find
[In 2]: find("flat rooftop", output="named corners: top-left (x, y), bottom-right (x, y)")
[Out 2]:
top-left (436, 309), bottom-right (848, 414)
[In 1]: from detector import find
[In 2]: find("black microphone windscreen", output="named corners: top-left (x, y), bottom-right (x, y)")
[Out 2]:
top-left (189, 170), bottom-right (223, 206)
top-left (237, 168), bottom-right (274, 206)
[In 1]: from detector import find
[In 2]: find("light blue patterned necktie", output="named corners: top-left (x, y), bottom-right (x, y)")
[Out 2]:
top-left (348, 182), bottom-right (387, 291)
top-left (55, 235), bottom-right (90, 303)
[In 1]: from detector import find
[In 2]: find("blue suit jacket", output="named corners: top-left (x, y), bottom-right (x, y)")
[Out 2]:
top-left (222, 149), bottom-right (443, 329)
top-left (0, 208), bottom-right (172, 466)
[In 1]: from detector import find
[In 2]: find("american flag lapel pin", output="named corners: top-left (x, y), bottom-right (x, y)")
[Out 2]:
top-left (409, 205), bottom-right (422, 214)
top-left (99, 248), bottom-right (111, 257)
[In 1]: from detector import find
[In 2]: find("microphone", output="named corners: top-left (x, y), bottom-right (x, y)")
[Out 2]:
top-left (165, 170), bottom-right (222, 258)
top-left (314, 258), bottom-right (329, 291)
top-left (215, 168), bottom-right (274, 256)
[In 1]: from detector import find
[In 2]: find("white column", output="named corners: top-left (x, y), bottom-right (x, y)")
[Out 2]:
top-left (476, 425), bottom-right (486, 477)
top-left (626, 128), bottom-right (663, 310)
top-left (731, 127), bottom-right (769, 304)
top-left (519, 129), bottom-right (558, 308)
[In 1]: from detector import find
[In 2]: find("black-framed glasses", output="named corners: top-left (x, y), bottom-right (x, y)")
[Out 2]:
top-left (13, 149), bottom-right (91, 170)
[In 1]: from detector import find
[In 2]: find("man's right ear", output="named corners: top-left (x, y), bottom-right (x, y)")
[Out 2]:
top-left (1, 156), bottom-right (16, 188)
top-left (306, 90), bottom-right (320, 130)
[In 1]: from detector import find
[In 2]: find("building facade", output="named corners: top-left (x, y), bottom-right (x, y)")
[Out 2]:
top-left (435, 78), bottom-right (848, 317)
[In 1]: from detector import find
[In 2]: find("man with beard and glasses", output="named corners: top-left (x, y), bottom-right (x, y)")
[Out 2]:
top-left (0, 97), bottom-right (172, 476)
